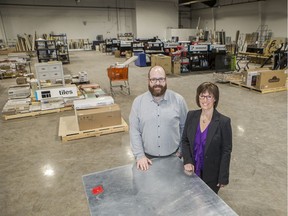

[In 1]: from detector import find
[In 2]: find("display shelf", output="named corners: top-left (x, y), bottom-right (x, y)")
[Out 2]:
top-left (131, 41), bottom-right (145, 53)
top-left (163, 42), bottom-right (179, 54)
top-left (50, 34), bottom-right (70, 64)
top-left (105, 39), bottom-right (119, 54)
top-left (188, 52), bottom-right (210, 71)
top-left (35, 39), bottom-right (58, 63)
top-left (119, 41), bottom-right (132, 57)
top-left (145, 41), bottom-right (164, 54)
top-left (117, 33), bottom-right (134, 41)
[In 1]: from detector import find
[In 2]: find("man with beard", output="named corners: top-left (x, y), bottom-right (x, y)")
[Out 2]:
top-left (129, 66), bottom-right (188, 171)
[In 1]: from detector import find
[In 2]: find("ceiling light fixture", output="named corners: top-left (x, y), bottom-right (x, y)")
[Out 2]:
top-left (179, 0), bottom-right (211, 6)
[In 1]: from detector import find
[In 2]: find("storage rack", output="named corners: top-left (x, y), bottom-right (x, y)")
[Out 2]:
top-left (131, 41), bottom-right (145, 53)
top-left (117, 33), bottom-right (134, 41)
top-left (105, 39), bottom-right (119, 54)
top-left (145, 41), bottom-right (164, 54)
top-left (35, 39), bottom-right (58, 63)
top-left (209, 45), bottom-right (228, 72)
top-left (119, 41), bottom-right (132, 57)
top-left (105, 39), bottom-right (113, 53)
top-left (50, 34), bottom-right (70, 64)
top-left (163, 42), bottom-right (179, 54)
top-left (188, 44), bottom-right (210, 71)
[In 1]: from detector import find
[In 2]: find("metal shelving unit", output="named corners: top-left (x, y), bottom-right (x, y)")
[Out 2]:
top-left (50, 34), bottom-right (70, 64)
top-left (35, 39), bottom-right (58, 63)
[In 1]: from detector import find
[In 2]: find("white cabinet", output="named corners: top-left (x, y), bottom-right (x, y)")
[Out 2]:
top-left (35, 61), bottom-right (65, 88)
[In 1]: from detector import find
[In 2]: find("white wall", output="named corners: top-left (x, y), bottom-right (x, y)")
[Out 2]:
top-left (166, 28), bottom-right (197, 41)
top-left (0, 0), bottom-right (178, 44)
top-left (179, 9), bottom-right (192, 28)
top-left (135, 0), bottom-right (178, 39)
top-left (0, 5), bottom-right (135, 42)
top-left (1, 0), bottom-right (286, 45)
top-left (262, 0), bottom-right (287, 38)
top-left (188, 0), bottom-right (287, 41)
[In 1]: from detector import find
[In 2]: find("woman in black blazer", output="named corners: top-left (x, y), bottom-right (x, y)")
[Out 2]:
top-left (182, 82), bottom-right (232, 194)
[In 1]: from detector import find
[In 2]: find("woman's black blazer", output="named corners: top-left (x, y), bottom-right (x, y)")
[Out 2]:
top-left (182, 109), bottom-right (232, 185)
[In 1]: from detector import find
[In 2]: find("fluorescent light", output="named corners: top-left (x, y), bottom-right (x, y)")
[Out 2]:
top-left (43, 164), bottom-right (55, 177)
top-left (179, 0), bottom-right (212, 6)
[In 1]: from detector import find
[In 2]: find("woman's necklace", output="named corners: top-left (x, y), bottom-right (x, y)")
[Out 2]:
top-left (201, 115), bottom-right (210, 124)
top-left (201, 109), bottom-right (213, 124)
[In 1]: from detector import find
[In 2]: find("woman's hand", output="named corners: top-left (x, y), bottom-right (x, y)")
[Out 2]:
top-left (217, 183), bottom-right (226, 188)
top-left (184, 163), bottom-right (194, 176)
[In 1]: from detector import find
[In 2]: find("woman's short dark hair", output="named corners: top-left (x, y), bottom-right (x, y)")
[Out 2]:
top-left (196, 82), bottom-right (219, 108)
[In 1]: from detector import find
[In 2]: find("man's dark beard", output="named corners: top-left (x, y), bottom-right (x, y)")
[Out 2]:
top-left (148, 84), bottom-right (167, 97)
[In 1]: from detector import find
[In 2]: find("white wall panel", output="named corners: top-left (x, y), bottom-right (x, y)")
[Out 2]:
top-left (135, 0), bottom-right (178, 39)
top-left (166, 28), bottom-right (197, 41)
top-left (189, 0), bottom-right (287, 41)
top-left (214, 4), bottom-right (260, 40)
top-left (262, 0), bottom-right (287, 38)
top-left (0, 0), bottom-right (286, 44)
top-left (0, 6), bottom-right (135, 41)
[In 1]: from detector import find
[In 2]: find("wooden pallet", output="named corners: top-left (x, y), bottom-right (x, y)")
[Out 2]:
top-left (2, 106), bottom-right (73, 120)
top-left (229, 81), bottom-right (287, 94)
top-left (59, 116), bottom-right (128, 142)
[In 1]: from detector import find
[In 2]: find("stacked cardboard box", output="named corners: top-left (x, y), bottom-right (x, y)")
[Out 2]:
top-left (151, 54), bottom-right (172, 75)
top-left (172, 61), bottom-right (181, 75)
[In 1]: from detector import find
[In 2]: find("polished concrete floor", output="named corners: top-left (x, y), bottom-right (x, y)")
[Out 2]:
top-left (0, 51), bottom-right (287, 216)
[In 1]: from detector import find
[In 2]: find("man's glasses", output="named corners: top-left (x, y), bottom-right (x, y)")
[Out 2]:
top-left (199, 94), bottom-right (213, 101)
top-left (149, 77), bottom-right (166, 84)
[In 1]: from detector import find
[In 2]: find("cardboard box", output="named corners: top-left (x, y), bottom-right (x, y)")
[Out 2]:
top-left (125, 51), bottom-right (132, 58)
top-left (151, 55), bottom-right (172, 75)
top-left (172, 61), bottom-right (181, 75)
top-left (76, 104), bottom-right (122, 131)
top-left (255, 70), bottom-right (287, 89)
top-left (151, 55), bottom-right (157, 67)
top-left (243, 68), bottom-right (272, 87)
top-left (114, 50), bottom-right (121, 58)
top-left (244, 71), bottom-right (259, 87)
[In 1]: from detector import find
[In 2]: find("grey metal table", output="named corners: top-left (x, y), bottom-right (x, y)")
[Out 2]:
top-left (82, 157), bottom-right (238, 216)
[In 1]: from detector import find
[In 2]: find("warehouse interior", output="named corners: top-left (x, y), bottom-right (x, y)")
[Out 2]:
top-left (0, 0), bottom-right (287, 215)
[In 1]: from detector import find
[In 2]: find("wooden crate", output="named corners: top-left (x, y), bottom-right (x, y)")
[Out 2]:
top-left (58, 116), bottom-right (128, 142)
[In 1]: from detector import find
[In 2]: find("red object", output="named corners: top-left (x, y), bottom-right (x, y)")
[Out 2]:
top-left (107, 66), bottom-right (128, 81)
top-left (92, 185), bottom-right (104, 195)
